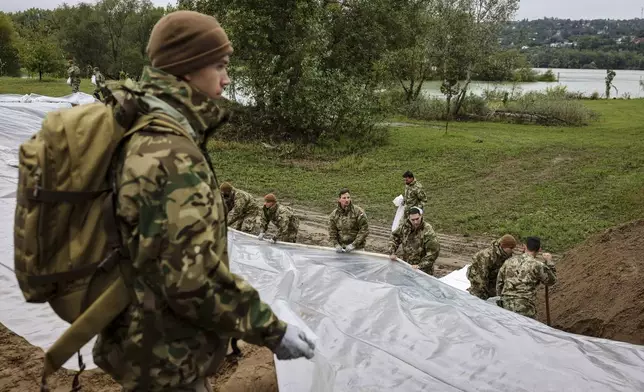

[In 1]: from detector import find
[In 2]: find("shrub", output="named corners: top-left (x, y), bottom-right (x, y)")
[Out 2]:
top-left (503, 90), bottom-right (599, 126)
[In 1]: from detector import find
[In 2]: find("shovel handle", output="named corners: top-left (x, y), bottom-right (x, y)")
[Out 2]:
top-left (545, 285), bottom-right (551, 326)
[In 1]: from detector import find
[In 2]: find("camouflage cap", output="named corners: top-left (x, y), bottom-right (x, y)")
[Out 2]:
top-left (220, 182), bottom-right (233, 193)
top-left (264, 193), bottom-right (277, 203)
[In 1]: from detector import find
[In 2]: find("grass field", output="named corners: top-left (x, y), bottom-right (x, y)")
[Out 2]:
top-left (0, 77), bottom-right (96, 96)
top-left (208, 100), bottom-right (644, 252)
top-left (1, 77), bottom-right (642, 252)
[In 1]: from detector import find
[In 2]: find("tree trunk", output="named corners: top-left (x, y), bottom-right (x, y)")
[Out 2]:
top-left (39, 70), bottom-right (42, 81)
top-left (453, 68), bottom-right (472, 116)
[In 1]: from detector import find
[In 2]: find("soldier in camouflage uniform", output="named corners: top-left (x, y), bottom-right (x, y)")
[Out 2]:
top-left (93, 11), bottom-right (315, 392)
top-left (328, 188), bottom-right (369, 253)
top-left (496, 236), bottom-right (556, 319)
top-left (220, 182), bottom-right (261, 234)
top-left (466, 234), bottom-right (517, 300)
top-left (402, 171), bottom-right (427, 218)
top-left (388, 207), bottom-right (440, 275)
top-left (67, 59), bottom-right (81, 93)
top-left (92, 66), bottom-right (106, 101)
top-left (259, 193), bottom-right (299, 243)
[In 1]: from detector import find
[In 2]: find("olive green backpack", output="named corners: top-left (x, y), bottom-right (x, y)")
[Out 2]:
top-left (13, 93), bottom-right (188, 390)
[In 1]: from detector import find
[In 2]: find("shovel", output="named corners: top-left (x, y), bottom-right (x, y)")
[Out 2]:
top-left (545, 285), bottom-right (551, 326)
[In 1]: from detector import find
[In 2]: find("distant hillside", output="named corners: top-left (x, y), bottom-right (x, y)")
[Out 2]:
top-left (500, 18), bottom-right (644, 70)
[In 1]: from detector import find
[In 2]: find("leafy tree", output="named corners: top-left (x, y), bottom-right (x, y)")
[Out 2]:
top-left (18, 33), bottom-right (64, 80)
top-left (0, 12), bottom-right (21, 76)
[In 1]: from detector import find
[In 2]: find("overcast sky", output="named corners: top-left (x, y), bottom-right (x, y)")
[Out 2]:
top-left (1, 0), bottom-right (644, 20)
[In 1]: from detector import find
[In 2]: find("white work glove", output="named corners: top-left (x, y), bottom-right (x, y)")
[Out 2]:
top-left (335, 245), bottom-right (344, 253)
top-left (270, 237), bottom-right (277, 244)
top-left (274, 324), bottom-right (316, 360)
top-left (345, 244), bottom-right (355, 253)
top-left (258, 232), bottom-right (265, 241)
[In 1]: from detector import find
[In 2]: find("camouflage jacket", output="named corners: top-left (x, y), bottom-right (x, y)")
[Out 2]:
top-left (227, 188), bottom-right (260, 228)
top-left (403, 180), bottom-right (427, 215)
top-left (67, 65), bottom-right (81, 80)
top-left (93, 67), bottom-right (286, 391)
top-left (496, 253), bottom-right (557, 306)
top-left (388, 220), bottom-right (440, 274)
top-left (328, 203), bottom-right (369, 249)
top-left (466, 239), bottom-right (512, 300)
top-left (260, 203), bottom-right (299, 240)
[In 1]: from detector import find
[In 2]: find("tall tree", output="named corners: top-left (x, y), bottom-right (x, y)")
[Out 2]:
top-left (18, 33), bottom-right (64, 80)
top-left (0, 12), bottom-right (21, 76)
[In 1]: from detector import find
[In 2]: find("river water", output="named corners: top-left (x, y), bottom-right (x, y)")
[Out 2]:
top-left (421, 68), bottom-right (644, 99)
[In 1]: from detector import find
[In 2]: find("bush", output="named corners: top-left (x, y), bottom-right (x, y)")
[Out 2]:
top-left (503, 90), bottom-right (599, 126)
top-left (537, 69), bottom-right (557, 82)
top-left (219, 69), bottom-right (388, 154)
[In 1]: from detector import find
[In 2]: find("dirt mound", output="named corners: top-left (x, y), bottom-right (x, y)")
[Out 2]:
top-left (0, 323), bottom-right (277, 392)
top-left (537, 219), bottom-right (644, 345)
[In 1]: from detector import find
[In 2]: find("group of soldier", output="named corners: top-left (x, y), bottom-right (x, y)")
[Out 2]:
top-left (221, 169), bottom-right (556, 322)
top-left (220, 170), bottom-right (442, 274)
top-left (66, 59), bottom-right (107, 101)
top-left (54, 11), bottom-right (560, 392)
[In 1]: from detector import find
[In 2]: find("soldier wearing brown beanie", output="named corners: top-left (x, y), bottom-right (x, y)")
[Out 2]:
top-left (466, 234), bottom-right (518, 300)
top-left (93, 11), bottom-right (315, 392)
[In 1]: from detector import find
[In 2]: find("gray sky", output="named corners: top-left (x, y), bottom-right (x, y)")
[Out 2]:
top-left (1, 0), bottom-right (644, 20)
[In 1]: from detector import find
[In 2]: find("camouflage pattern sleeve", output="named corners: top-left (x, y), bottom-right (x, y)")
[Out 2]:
top-left (496, 262), bottom-right (507, 296)
top-left (260, 209), bottom-right (269, 233)
top-left (352, 209), bottom-right (369, 248)
top-left (537, 261), bottom-right (557, 287)
top-left (418, 229), bottom-right (440, 272)
top-left (121, 135), bottom-right (287, 349)
top-left (275, 206), bottom-right (292, 239)
top-left (467, 250), bottom-right (492, 299)
top-left (227, 194), bottom-right (244, 227)
top-left (388, 227), bottom-right (403, 255)
top-left (328, 212), bottom-right (340, 247)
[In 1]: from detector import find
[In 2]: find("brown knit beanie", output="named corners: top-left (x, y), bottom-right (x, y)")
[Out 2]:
top-left (147, 11), bottom-right (233, 76)
top-left (219, 182), bottom-right (233, 193)
top-left (499, 234), bottom-right (517, 249)
top-left (264, 193), bottom-right (277, 203)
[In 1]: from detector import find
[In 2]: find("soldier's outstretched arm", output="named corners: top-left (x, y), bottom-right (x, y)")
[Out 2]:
top-left (496, 264), bottom-right (506, 295)
top-left (538, 259), bottom-right (557, 287)
top-left (353, 211), bottom-right (369, 248)
top-left (157, 171), bottom-right (286, 349)
top-left (328, 213), bottom-right (340, 247)
top-left (418, 233), bottom-right (440, 271)
top-left (388, 228), bottom-right (402, 255)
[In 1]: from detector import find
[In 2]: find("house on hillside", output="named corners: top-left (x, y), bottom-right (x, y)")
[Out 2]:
top-left (632, 37), bottom-right (644, 45)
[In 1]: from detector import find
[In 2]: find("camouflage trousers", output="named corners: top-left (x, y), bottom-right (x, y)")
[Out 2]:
top-left (121, 379), bottom-right (212, 392)
top-left (467, 284), bottom-right (493, 300)
top-left (71, 81), bottom-right (80, 93)
top-left (280, 232), bottom-right (298, 243)
top-left (498, 297), bottom-right (537, 319)
top-left (232, 214), bottom-right (260, 235)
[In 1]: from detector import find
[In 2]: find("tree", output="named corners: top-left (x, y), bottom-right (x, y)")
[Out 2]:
top-left (605, 69), bottom-right (617, 99)
top-left (0, 12), bottom-right (21, 76)
top-left (96, 0), bottom-right (138, 75)
top-left (19, 33), bottom-right (64, 80)
top-left (179, 0), bottom-right (386, 150)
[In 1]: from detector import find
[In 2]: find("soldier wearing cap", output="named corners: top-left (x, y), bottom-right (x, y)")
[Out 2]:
top-left (388, 207), bottom-right (440, 275)
top-left (259, 193), bottom-right (299, 243)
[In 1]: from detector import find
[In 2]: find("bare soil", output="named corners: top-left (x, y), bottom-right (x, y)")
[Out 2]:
top-left (537, 219), bottom-right (644, 346)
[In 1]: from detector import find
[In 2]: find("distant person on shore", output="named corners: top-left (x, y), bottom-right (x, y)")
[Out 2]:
top-left (92, 66), bottom-right (106, 101)
top-left (496, 236), bottom-right (556, 319)
top-left (259, 193), bottom-right (299, 243)
top-left (466, 234), bottom-right (517, 300)
top-left (67, 59), bottom-right (81, 93)
top-left (402, 171), bottom-right (427, 218)
top-left (328, 188), bottom-right (369, 253)
top-left (388, 207), bottom-right (440, 275)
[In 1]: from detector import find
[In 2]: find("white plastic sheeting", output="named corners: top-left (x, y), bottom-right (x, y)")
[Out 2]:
top-left (1, 96), bottom-right (644, 391)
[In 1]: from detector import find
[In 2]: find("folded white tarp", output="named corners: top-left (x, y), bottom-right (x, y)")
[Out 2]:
top-left (1, 96), bottom-right (644, 392)
top-left (0, 92), bottom-right (96, 105)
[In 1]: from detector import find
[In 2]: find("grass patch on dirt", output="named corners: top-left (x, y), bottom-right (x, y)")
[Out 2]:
top-left (0, 77), bottom-right (96, 96)
top-left (209, 99), bottom-right (644, 252)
